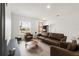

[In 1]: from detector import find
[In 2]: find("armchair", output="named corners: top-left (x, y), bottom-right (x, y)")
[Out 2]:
top-left (24, 33), bottom-right (33, 42)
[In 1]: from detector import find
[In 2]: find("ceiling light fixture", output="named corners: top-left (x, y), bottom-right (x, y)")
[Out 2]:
top-left (46, 5), bottom-right (51, 9)
top-left (43, 18), bottom-right (46, 20)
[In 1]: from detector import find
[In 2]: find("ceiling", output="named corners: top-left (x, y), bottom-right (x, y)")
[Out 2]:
top-left (9, 3), bottom-right (79, 20)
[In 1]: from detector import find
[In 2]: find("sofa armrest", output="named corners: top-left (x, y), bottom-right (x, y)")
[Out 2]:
top-left (30, 34), bottom-right (33, 36)
top-left (37, 33), bottom-right (41, 36)
top-left (60, 36), bottom-right (67, 42)
top-left (50, 45), bottom-right (79, 56)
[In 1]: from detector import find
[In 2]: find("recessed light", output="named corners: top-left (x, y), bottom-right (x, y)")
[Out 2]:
top-left (43, 18), bottom-right (46, 20)
top-left (46, 5), bottom-right (51, 9)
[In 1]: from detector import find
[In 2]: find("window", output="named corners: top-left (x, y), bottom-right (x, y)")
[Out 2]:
top-left (19, 20), bottom-right (31, 33)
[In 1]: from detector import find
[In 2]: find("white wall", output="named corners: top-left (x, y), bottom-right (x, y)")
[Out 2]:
top-left (44, 9), bottom-right (79, 43)
top-left (11, 13), bottom-right (39, 39)
top-left (5, 4), bottom-right (11, 45)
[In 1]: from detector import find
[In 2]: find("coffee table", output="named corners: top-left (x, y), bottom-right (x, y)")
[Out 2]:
top-left (25, 40), bottom-right (38, 50)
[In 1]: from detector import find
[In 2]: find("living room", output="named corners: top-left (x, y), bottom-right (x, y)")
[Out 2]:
top-left (5, 3), bottom-right (79, 56)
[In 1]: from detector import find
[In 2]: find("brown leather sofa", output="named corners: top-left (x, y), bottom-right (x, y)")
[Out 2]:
top-left (24, 33), bottom-right (33, 42)
top-left (50, 40), bottom-right (79, 56)
top-left (37, 32), bottom-right (67, 46)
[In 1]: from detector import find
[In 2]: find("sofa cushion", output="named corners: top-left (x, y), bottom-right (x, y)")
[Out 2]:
top-left (44, 38), bottom-right (60, 46)
top-left (48, 33), bottom-right (64, 41)
top-left (48, 39), bottom-right (59, 43)
top-left (38, 36), bottom-right (45, 40)
top-left (41, 32), bottom-right (49, 37)
top-left (59, 42), bottom-right (68, 49)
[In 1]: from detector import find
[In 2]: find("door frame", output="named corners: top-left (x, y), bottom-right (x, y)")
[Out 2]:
top-left (0, 3), bottom-right (5, 56)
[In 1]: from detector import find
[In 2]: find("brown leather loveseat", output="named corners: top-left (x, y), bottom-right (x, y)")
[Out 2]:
top-left (50, 40), bottom-right (79, 56)
top-left (37, 32), bottom-right (67, 46)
